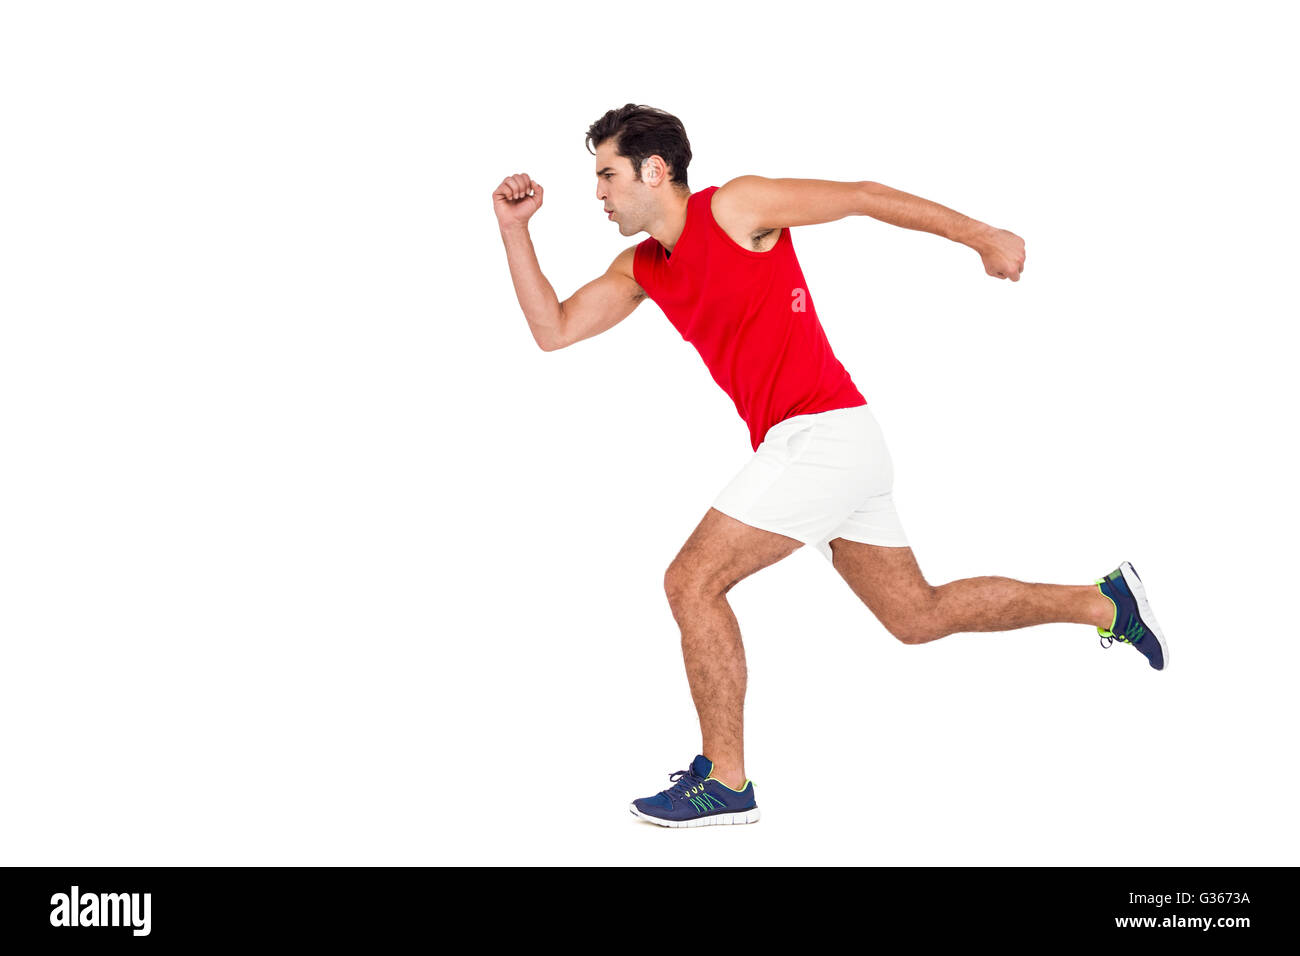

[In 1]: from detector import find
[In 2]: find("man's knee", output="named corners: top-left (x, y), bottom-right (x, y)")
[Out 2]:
top-left (885, 618), bottom-right (939, 644)
top-left (664, 561), bottom-right (724, 610)
top-left (663, 562), bottom-right (692, 609)
top-left (880, 599), bottom-right (943, 644)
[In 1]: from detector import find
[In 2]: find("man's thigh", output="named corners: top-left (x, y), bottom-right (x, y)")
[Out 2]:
top-left (828, 537), bottom-right (933, 626)
top-left (667, 507), bottom-right (805, 597)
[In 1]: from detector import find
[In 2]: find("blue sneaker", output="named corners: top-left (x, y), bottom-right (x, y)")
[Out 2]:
top-left (1096, 561), bottom-right (1169, 670)
top-left (629, 754), bottom-right (761, 827)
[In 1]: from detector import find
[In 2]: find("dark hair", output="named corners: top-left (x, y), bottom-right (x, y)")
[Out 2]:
top-left (585, 104), bottom-right (692, 190)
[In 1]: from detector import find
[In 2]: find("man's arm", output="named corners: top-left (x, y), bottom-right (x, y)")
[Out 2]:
top-left (494, 171), bottom-right (645, 351)
top-left (553, 246), bottom-right (646, 350)
top-left (712, 175), bottom-right (1027, 280)
top-left (498, 225), bottom-right (643, 352)
top-left (495, 173), bottom-right (565, 349)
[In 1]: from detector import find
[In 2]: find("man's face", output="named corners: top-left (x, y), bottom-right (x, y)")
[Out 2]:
top-left (594, 140), bottom-right (651, 237)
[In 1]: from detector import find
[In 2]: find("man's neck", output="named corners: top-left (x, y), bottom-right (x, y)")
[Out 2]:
top-left (648, 190), bottom-right (692, 254)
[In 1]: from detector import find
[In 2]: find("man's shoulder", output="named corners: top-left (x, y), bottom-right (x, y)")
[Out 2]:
top-left (615, 243), bottom-right (653, 290)
top-left (708, 178), bottom-right (785, 253)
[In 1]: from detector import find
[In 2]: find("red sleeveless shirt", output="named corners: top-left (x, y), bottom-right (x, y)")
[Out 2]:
top-left (633, 185), bottom-right (866, 451)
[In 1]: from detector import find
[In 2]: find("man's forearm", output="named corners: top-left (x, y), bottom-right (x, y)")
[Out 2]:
top-left (857, 181), bottom-right (990, 249)
top-left (498, 223), bottom-right (565, 350)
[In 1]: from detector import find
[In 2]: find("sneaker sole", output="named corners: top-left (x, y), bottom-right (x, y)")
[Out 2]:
top-left (628, 804), bottom-right (761, 827)
top-left (1119, 560), bottom-right (1170, 671)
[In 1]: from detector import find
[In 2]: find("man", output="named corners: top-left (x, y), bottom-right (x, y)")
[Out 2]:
top-left (493, 104), bottom-right (1168, 828)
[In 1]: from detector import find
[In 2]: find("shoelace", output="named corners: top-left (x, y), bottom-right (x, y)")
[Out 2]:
top-left (1098, 621), bottom-right (1145, 649)
top-left (662, 769), bottom-right (707, 802)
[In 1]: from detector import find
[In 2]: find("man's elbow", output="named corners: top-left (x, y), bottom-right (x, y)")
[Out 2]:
top-left (531, 306), bottom-right (569, 352)
top-left (535, 322), bottom-right (569, 352)
top-left (854, 180), bottom-right (886, 215)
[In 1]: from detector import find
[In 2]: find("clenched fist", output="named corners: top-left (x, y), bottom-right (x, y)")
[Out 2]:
top-left (494, 172), bottom-right (543, 228)
top-left (977, 226), bottom-right (1027, 281)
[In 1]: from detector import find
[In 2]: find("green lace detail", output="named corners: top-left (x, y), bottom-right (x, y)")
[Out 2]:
top-left (1095, 575), bottom-right (1143, 648)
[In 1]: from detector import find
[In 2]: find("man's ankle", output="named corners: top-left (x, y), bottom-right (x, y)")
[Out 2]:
top-left (709, 770), bottom-right (747, 791)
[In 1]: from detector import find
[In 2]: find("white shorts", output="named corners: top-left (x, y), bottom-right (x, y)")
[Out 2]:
top-left (710, 403), bottom-right (909, 562)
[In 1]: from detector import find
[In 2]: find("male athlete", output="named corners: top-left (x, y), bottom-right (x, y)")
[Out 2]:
top-left (493, 104), bottom-right (1168, 828)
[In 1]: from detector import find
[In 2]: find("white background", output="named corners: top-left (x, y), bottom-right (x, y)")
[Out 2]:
top-left (2, 0), bottom-right (1296, 866)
